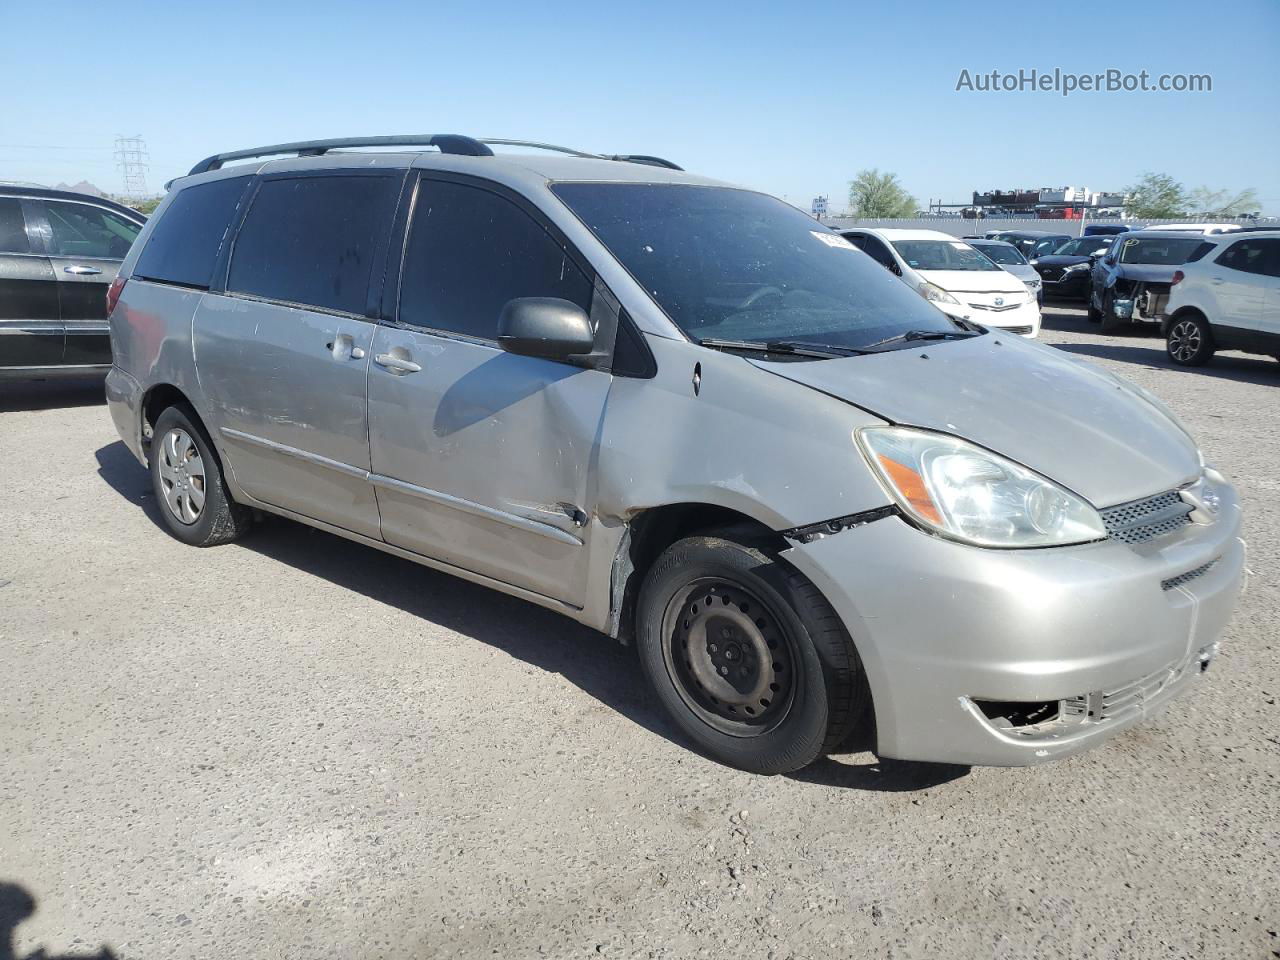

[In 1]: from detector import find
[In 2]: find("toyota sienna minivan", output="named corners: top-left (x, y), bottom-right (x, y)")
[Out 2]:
top-left (106, 135), bottom-right (1246, 775)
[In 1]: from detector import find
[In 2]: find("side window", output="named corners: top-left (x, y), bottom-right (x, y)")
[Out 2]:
top-left (0, 198), bottom-right (29, 254)
top-left (1258, 239), bottom-right (1280, 279)
top-left (134, 177), bottom-right (250, 289)
top-left (43, 201), bottom-right (140, 259)
top-left (1215, 239), bottom-right (1267, 275)
top-left (228, 175), bottom-right (399, 315)
top-left (843, 233), bottom-right (867, 251)
top-left (397, 179), bottom-right (593, 340)
top-left (861, 236), bottom-right (898, 271)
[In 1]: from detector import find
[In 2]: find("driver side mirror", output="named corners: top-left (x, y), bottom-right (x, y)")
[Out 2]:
top-left (497, 297), bottom-right (594, 360)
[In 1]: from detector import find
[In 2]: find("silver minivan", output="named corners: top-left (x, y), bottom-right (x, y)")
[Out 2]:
top-left (106, 136), bottom-right (1245, 774)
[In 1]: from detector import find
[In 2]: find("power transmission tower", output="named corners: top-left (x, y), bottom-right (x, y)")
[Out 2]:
top-left (114, 135), bottom-right (150, 198)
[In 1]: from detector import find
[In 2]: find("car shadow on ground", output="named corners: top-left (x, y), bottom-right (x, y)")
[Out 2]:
top-left (0, 881), bottom-right (116, 960)
top-left (1055, 342), bottom-right (1280, 386)
top-left (93, 439), bottom-right (965, 793)
top-left (0, 378), bottom-right (105, 413)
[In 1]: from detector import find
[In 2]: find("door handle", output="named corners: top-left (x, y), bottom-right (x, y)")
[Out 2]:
top-left (374, 353), bottom-right (422, 374)
top-left (64, 265), bottom-right (103, 275)
top-left (326, 334), bottom-right (366, 361)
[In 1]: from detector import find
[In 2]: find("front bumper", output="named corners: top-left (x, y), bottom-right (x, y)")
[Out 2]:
top-left (970, 298), bottom-right (1041, 338)
top-left (1041, 271), bottom-right (1091, 299)
top-left (783, 482), bottom-right (1245, 766)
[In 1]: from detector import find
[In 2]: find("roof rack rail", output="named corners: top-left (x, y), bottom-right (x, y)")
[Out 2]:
top-left (187, 134), bottom-right (494, 176)
top-left (479, 139), bottom-right (683, 171)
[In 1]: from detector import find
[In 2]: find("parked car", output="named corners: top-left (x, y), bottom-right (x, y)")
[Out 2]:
top-left (1162, 230), bottom-right (1280, 366)
top-left (965, 238), bottom-right (1042, 305)
top-left (1083, 224), bottom-right (1131, 237)
top-left (1088, 231), bottom-right (1216, 332)
top-left (1147, 223), bottom-right (1243, 235)
top-left (841, 228), bottom-right (1041, 336)
top-left (107, 135), bottom-right (1243, 774)
top-left (1031, 235), bottom-right (1117, 300)
top-left (0, 185), bottom-right (145, 380)
top-left (984, 230), bottom-right (1073, 260)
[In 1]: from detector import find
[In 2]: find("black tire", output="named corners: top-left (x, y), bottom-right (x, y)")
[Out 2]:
top-left (1086, 287), bottom-right (1102, 323)
top-left (1166, 313), bottom-right (1215, 367)
top-left (636, 534), bottom-right (869, 774)
top-left (150, 404), bottom-right (251, 546)
top-left (1098, 291), bottom-right (1128, 333)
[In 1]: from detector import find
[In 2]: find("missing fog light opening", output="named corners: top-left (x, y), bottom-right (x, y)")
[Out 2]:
top-left (974, 699), bottom-right (1060, 729)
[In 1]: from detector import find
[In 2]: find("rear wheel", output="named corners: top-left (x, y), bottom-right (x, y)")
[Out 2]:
top-left (636, 535), bottom-right (869, 774)
top-left (150, 405), bottom-right (252, 546)
top-left (1166, 314), bottom-right (1215, 367)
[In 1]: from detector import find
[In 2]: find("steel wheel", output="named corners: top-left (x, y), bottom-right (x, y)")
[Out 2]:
top-left (1168, 319), bottom-right (1202, 363)
top-left (661, 578), bottom-right (797, 737)
top-left (156, 427), bottom-right (206, 525)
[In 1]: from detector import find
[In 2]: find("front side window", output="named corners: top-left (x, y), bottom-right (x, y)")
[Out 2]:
top-left (892, 240), bottom-right (1001, 272)
top-left (0, 198), bottom-right (29, 254)
top-left (552, 182), bottom-right (956, 350)
top-left (228, 175), bottom-right (400, 315)
top-left (397, 180), bottom-right (593, 340)
top-left (1118, 236), bottom-right (1206, 265)
top-left (44, 201), bottom-right (140, 259)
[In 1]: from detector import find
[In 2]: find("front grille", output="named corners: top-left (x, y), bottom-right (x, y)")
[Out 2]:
top-left (1162, 559), bottom-right (1218, 591)
top-left (1001, 325), bottom-right (1033, 335)
top-left (1038, 266), bottom-right (1066, 281)
top-left (968, 301), bottom-right (1021, 312)
top-left (1064, 657), bottom-right (1190, 721)
top-left (1101, 490), bottom-right (1193, 544)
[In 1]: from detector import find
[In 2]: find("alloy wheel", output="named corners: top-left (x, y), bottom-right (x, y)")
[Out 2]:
top-left (1169, 320), bottom-right (1203, 363)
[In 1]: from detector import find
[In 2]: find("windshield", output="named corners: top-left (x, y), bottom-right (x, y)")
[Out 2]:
top-left (551, 183), bottom-right (957, 350)
top-left (971, 242), bottom-right (1026, 265)
top-left (1054, 238), bottom-right (1112, 257)
top-left (890, 240), bottom-right (1001, 272)
top-left (1117, 236), bottom-right (1205, 265)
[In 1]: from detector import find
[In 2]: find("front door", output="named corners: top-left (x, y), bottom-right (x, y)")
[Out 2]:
top-left (367, 176), bottom-right (611, 606)
top-left (194, 171), bottom-right (402, 539)
top-left (1210, 238), bottom-right (1267, 331)
top-left (0, 197), bottom-right (62, 369)
top-left (38, 198), bottom-right (142, 366)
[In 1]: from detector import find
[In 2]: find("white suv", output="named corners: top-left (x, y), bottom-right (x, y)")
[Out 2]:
top-left (841, 228), bottom-right (1042, 337)
top-left (1162, 230), bottom-right (1280, 367)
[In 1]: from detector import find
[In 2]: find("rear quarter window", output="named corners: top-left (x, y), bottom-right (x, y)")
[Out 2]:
top-left (133, 177), bottom-right (251, 288)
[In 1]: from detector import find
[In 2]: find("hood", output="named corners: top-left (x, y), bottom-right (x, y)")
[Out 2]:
top-left (999, 263), bottom-right (1039, 282)
top-left (1034, 254), bottom-right (1090, 268)
top-left (1111, 263), bottom-right (1179, 283)
top-left (751, 335), bottom-right (1199, 508)
top-left (915, 268), bottom-right (1025, 294)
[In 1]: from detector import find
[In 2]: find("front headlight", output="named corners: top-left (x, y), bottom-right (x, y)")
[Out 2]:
top-left (1024, 278), bottom-right (1041, 289)
top-left (856, 427), bottom-right (1107, 548)
top-left (918, 282), bottom-right (961, 306)
top-left (1062, 262), bottom-right (1089, 274)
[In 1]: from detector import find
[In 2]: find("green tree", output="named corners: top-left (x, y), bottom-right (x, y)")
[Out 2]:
top-left (848, 169), bottom-right (918, 219)
top-left (1187, 186), bottom-right (1259, 217)
top-left (1123, 172), bottom-right (1188, 219)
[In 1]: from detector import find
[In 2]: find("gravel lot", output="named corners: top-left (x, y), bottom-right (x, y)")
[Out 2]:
top-left (2, 304), bottom-right (1277, 960)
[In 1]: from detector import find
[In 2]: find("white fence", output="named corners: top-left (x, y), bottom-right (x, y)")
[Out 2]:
top-left (820, 217), bottom-right (1280, 238)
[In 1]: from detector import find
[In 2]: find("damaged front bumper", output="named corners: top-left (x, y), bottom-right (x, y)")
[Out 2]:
top-left (782, 484), bottom-right (1245, 766)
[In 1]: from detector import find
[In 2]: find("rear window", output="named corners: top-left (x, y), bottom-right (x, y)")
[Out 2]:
top-left (133, 177), bottom-right (249, 288)
top-left (227, 175), bottom-right (399, 315)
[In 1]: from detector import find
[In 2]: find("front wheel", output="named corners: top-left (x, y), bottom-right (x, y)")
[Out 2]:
top-left (1166, 314), bottom-right (1215, 367)
top-left (1098, 291), bottom-right (1128, 333)
top-left (636, 535), bottom-right (869, 774)
top-left (1086, 287), bottom-right (1102, 323)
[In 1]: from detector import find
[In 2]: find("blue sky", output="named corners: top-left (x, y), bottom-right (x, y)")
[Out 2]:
top-left (4, 0), bottom-right (1278, 213)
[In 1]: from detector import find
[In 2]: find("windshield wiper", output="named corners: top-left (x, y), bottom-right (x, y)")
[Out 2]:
top-left (697, 337), bottom-right (867, 359)
top-left (861, 329), bottom-right (979, 351)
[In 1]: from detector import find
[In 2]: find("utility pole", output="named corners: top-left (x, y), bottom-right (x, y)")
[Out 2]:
top-left (114, 135), bottom-right (150, 199)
